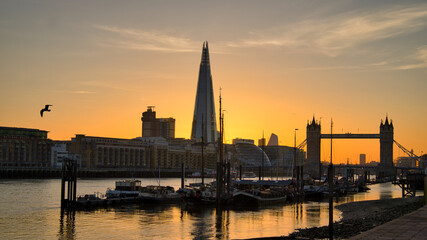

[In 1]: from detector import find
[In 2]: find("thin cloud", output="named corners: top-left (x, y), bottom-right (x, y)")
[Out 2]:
top-left (228, 4), bottom-right (427, 57)
top-left (70, 90), bottom-right (96, 94)
top-left (396, 46), bottom-right (427, 70)
top-left (297, 66), bottom-right (362, 71)
top-left (94, 25), bottom-right (199, 53)
top-left (370, 61), bottom-right (389, 66)
top-left (80, 80), bottom-right (143, 93)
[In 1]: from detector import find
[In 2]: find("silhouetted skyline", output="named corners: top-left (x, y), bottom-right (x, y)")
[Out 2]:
top-left (0, 0), bottom-right (426, 163)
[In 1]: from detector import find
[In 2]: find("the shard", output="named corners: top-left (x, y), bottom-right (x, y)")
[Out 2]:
top-left (191, 42), bottom-right (218, 143)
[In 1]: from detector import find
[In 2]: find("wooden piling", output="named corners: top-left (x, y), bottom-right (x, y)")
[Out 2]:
top-left (181, 162), bottom-right (185, 189)
top-left (60, 159), bottom-right (77, 210)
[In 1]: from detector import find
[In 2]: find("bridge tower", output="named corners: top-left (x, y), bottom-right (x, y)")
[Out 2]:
top-left (306, 117), bottom-right (321, 179)
top-left (377, 116), bottom-right (395, 177)
top-left (379, 116), bottom-right (395, 178)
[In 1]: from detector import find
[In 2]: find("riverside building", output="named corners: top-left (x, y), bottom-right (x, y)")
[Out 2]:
top-left (0, 126), bottom-right (52, 167)
top-left (67, 134), bottom-right (217, 170)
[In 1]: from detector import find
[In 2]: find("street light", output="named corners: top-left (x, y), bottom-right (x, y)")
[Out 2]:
top-left (293, 128), bottom-right (299, 180)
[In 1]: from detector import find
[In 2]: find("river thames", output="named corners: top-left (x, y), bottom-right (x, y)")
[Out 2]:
top-left (0, 178), bottom-right (405, 240)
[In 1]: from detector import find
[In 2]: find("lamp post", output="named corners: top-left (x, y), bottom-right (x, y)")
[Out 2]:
top-left (328, 120), bottom-right (334, 240)
top-left (293, 128), bottom-right (299, 180)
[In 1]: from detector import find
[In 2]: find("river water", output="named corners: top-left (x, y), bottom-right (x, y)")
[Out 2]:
top-left (0, 178), bottom-right (405, 240)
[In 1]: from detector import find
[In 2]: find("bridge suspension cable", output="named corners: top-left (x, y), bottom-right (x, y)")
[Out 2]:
top-left (297, 139), bottom-right (307, 149)
top-left (394, 140), bottom-right (420, 160)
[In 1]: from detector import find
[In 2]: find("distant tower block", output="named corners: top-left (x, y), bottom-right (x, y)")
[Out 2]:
top-left (267, 133), bottom-right (279, 146)
top-left (305, 117), bottom-right (321, 179)
top-left (258, 138), bottom-right (266, 147)
top-left (191, 41), bottom-right (218, 143)
top-left (360, 154), bottom-right (366, 165)
top-left (142, 106), bottom-right (158, 137)
top-left (141, 106), bottom-right (175, 139)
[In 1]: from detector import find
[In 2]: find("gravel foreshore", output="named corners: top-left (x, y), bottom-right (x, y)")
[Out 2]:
top-left (244, 196), bottom-right (425, 240)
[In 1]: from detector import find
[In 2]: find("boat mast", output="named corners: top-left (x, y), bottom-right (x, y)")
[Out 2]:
top-left (261, 130), bottom-right (264, 180)
top-left (224, 111), bottom-right (231, 196)
top-left (328, 119), bottom-right (334, 240)
top-left (220, 89), bottom-right (224, 196)
top-left (216, 88), bottom-right (224, 203)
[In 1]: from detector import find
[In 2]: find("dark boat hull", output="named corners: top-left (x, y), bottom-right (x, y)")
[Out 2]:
top-left (139, 196), bottom-right (181, 204)
top-left (233, 192), bottom-right (287, 206)
top-left (182, 196), bottom-right (216, 206)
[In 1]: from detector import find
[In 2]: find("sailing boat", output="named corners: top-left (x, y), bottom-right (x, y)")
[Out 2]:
top-left (137, 161), bottom-right (181, 203)
top-left (138, 184), bottom-right (181, 204)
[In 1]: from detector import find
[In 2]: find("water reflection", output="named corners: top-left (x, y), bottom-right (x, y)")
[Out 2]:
top-left (186, 206), bottom-right (215, 239)
top-left (138, 203), bottom-right (174, 225)
top-left (58, 210), bottom-right (76, 240)
top-left (305, 203), bottom-right (321, 226)
top-left (379, 183), bottom-right (394, 199)
top-left (294, 202), bottom-right (303, 221)
top-left (215, 208), bottom-right (230, 240)
top-left (1, 180), bottom-right (408, 240)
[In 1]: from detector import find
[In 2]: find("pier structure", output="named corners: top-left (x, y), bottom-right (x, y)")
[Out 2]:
top-left (61, 159), bottom-right (77, 209)
top-left (305, 116), bottom-right (395, 179)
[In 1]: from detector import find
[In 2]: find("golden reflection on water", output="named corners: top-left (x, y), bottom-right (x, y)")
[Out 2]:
top-left (54, 197), bottom-right (353, 240)
top-left (58, 211), bottom-right (75, 240)
top-left (0, 180), bottom-right (409, 240)
top-left (55, 202), bottom-right (343, 240)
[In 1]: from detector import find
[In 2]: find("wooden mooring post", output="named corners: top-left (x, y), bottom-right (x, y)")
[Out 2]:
top-left (393, 171), bottom-right (418, 198)
top-left (398, 179), bottom-right (416, 198)
top-left (61, 159), bottom-right (77, 210)
top-left (181, 162), bottom-right (185, 189)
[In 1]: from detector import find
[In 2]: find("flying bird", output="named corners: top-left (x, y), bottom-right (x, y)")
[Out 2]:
top-left (40, 105), bottom-right (52, 117)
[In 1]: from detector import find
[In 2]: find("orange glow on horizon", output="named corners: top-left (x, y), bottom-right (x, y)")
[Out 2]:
top-left (1, 2), bottom-right (426, 165)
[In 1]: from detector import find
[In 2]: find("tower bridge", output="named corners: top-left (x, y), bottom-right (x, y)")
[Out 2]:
top-left (320, 134), bottom-right (380, 139)
top-left (305, 116), bottom-right (395, 179)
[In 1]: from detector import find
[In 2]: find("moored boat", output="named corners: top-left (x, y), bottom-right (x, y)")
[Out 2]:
top-left (303, 185), bottom-right (328, 199)
top-left (76, 193), bottom-right (104, 206)
top-left (233, 190), bottom-right (287, 206)
top-left (241, 172), bottom-right (257, 179)
top-left (232, 180), bottom-right (292, 206)
top-left (105, 179), bottom-right (181, 204)
top-left (138, 185), bottom-right (181, 204)
top-left (105, 179), bottom-right (141, 199)
top-left (180, 183), bottom-right (216, 206)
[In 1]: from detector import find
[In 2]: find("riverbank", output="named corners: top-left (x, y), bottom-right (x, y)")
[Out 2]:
top-left (0, 168), bottom-right (189, 178)
top-left (246, 196), bottom-right (425, 240)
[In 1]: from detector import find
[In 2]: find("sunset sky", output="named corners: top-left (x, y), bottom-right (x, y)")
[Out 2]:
top-left (1, 0), bottom-right (426, 164)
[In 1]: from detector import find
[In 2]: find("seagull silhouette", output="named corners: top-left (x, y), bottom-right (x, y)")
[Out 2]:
top-left (40, 105), bottom-right (52, 117)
